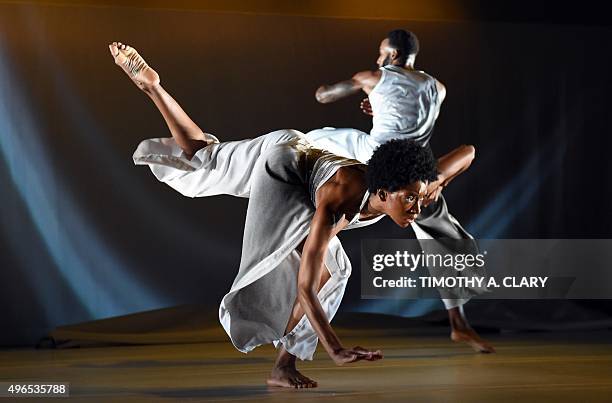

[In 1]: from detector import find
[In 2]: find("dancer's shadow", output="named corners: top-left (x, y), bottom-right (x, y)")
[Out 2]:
top-left (149, 385), bottom-right (336, 398)
top-left (73, 357), bottom-right (270, 368)
top-left (389, 351), bottom-right (474, 359)
top-left (149, 386), bottom-right (271, 399)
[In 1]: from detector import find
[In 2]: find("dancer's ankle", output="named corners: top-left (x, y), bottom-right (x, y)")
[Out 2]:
top-left (273, 347), bottom-right (297, 369)
top-left (143, 81), bottom-right (162, 95)
top-left (448, 307), bottom-right (471, 332)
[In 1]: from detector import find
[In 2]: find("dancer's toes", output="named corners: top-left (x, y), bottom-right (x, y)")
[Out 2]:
top-left (108, 43), bottom-right (119, 58)
top-left (293, 378), bottom-right (304, 389)
top-left (296, 373), bottom-right (317, 388)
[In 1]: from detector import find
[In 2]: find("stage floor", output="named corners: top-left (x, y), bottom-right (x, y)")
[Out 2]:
top-left (2, 328), bottom-right (612, 402)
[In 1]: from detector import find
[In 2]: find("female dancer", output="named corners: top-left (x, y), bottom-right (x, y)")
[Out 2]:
top-left (109, 42), bottom-right (486, 388)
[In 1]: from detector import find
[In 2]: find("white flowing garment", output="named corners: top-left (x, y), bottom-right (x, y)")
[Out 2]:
top-left (133, 129), bottom-right (384, 360)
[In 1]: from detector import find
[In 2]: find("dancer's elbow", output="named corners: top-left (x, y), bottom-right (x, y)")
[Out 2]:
top-left (315, 86), bottom-right (330, 103)
top-left (462, 144), bottom-right (476, 161)
top-left (297, 284), bottom-right (317, 305)
top-left (297, 272), bottom-right (321, 303)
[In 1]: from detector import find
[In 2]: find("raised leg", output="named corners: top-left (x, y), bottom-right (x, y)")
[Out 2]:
top-left (108, 41), bottom-right (215, 159)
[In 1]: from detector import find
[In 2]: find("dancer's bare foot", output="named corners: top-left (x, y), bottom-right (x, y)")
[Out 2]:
top-left (451, 328), bottom-right (496, 353)
top-left (266, 365), bottom-right (318, 389)
top-left (108, 42), bottom-right (160, 92)
top-left (267, 347), bottom-right (317, 389)
top-left (448, 306), bottom-right (496, 353)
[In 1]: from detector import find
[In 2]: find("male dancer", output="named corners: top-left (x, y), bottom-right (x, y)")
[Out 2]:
top-left (306, 29), bottom-right (495, 353)
top-left (109, 41), bottom-right (483, 388)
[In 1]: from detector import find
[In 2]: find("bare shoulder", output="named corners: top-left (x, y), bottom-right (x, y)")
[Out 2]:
top-left (335, 165), bottom-right (367, 187)
top-left (352, 70), bottom-right (382, 86)
top-left (315, 165), bottom-right (368, 220)
top-left (417, 70), bottom-right (446, 100)
top-left (434, 78), bottom-right (446, 102)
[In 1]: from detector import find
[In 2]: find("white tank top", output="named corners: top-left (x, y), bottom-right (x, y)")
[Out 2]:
top-left (368, 65), bottom-right (441, 146)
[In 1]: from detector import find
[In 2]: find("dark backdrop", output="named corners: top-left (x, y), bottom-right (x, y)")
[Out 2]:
top-left (1, 2), bottom-right (611, 345)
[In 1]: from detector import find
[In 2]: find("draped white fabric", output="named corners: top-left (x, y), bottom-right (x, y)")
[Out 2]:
top-left (133, 130), bottom-right (383, 360)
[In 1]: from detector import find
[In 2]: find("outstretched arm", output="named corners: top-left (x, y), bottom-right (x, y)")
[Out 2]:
top-left (315, 70), bottom-right (380, 104)
top-left (424, 145), bottom-right (475, 206)
top-left (298, 204), bottom-right (382, 365)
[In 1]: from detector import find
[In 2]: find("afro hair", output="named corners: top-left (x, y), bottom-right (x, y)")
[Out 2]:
top-left (366, 139), bottom-right (438, 193)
